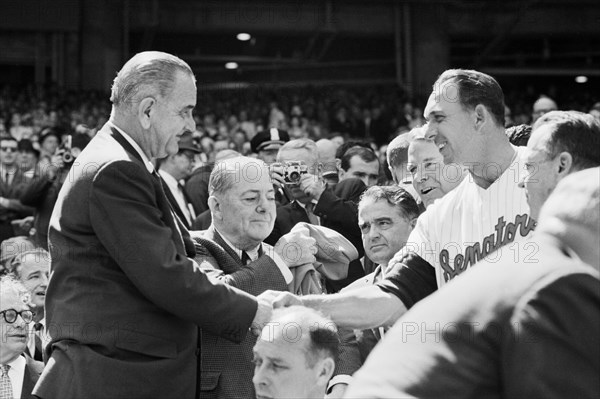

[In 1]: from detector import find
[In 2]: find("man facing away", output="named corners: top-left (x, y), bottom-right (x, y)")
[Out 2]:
top-left (34, 51), bottom-right (273, 399)
top-left (346, 167), bottom-right (600, 399)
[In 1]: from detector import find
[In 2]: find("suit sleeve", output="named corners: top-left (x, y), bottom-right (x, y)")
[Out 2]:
top-left (196, 253), bottom-right (287, 296)
top-left (502, 273), bottom-right (600, 398)
top-left (88, 160), bottom-right (257, 342)
top-left (314, 185), bottom-right (364, 257)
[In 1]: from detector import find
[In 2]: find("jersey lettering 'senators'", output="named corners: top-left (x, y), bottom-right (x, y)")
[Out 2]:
top-left (439, 214), bottom-right (536, 282)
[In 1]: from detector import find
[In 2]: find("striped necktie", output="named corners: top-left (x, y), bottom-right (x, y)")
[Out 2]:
top-left (0, 365), bottom-right (13, 399)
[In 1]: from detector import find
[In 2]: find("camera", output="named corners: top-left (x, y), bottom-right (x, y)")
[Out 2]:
top-left (282, 161), bottom-right (308, 184)
top-left (59, 135), bottom-right (75, 164)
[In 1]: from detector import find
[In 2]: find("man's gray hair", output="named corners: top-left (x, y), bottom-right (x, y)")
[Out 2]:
top-left (9, 248), bottom-right (51, 279)
top-left (209, 156), bottom-right (269, 196)
top-left (110, 51), bottom-right (195, 109)
top-left (0, 274), bottom-right (30, 303)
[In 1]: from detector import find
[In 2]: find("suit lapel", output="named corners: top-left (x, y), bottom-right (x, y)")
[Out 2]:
top-left (159, 177), bottom-right (191, 230)
top-left (193, 227), bottom-right (242, 274)
top-left (108, 126), bottom-right (196, 257)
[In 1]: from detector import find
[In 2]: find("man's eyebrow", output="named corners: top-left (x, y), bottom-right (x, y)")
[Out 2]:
top-left (373, 217), bottom-right (392, 223)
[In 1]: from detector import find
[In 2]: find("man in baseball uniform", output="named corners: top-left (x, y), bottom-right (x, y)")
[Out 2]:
top-left (267, 69), bottom-right (535, 333)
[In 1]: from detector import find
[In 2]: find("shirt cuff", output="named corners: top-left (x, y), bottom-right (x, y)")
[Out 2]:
top-left (327, 375), bottom-right (353, 392)
top-left (266, 248), bottom-right (294, 284)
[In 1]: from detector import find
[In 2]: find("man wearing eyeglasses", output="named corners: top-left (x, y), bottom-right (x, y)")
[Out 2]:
top-left (0, 276), bottom-right (43, 399)
top-left (0, 136), bottom-right (34, 242)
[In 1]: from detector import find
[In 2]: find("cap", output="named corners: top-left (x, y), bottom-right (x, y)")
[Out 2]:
top-left (250, 128), bottom-right (290, 153)
top-left (39, 127), bottom-right (61, 145)
top-left (17, 139), bottom-right (40, 156)
top-left (178, 131), bottom-right (201, 153)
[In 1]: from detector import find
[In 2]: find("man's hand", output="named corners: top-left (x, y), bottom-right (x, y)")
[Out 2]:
top-left (298, 173), bottom-right (326, 202)
top-left (271, 291), bottom-right (303, 309)
top-left (268, 163), bottom-right (285, 189)
top-left (275, 225), bottom-right (317, 267)
top-left (251, 295), bottom-right (274, 335)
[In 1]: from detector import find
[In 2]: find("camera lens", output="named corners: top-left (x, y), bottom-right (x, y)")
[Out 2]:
top-left (289, 172), bottom-right (300, 182)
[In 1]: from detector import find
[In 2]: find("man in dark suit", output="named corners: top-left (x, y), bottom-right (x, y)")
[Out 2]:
top-left (265, 139), bottom-right (367, 292)
top-left (158, 131), bottom-right (200, 229)
top-left (192, 156), bottom-right (316, 398)
top-left (33, 51), bottom-right (273, 399)
top-left (0, 136), bottom-right (33, 242)
top-left (0, 276), bottom-right (44, 399)
top-left (328, 186), bottom-right (421, 398)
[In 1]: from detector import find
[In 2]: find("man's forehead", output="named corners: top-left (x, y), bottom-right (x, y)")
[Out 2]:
top-left (424, 81), bottom-right (459, 116)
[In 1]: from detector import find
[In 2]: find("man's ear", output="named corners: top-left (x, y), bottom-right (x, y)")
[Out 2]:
top-left (315, 357), bottom-right (335, 387)
top-left (138, 97), bottom-right (156, 130)
top-left (473, 104), bottom-right (488, 132)
top-left (556, 152), bottom-right (573, 176)
top-left (409, 217), bottom-right (418, 229)
top-left (207, 196), bottom-right (222, 221)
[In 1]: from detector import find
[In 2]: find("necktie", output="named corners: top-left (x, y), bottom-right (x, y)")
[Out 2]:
top-left (305, 203), bottom-right (320, 225)
top-left (34, 322), bottom-right (44, 361)
top-left (241, 251), bottom-right (251, 265)
top-left (0, 365), bottom-right (13, 399)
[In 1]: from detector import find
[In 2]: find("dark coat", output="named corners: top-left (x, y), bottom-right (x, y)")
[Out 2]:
top-left (0, 166), bottom-right (33, 241)
top-left (33, 123), bottom-right (258, 399)
top-left (192, 226), bottom-right (288, 398)
top-left (21, 355), bottom-right (44, 399)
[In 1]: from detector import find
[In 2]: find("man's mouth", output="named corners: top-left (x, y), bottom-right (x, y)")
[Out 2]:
top-left (421, 187), bottom-right (435, 195)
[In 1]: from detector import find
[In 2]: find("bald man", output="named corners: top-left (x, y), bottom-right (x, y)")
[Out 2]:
top-left (532, 96), bottom-right (558, 123)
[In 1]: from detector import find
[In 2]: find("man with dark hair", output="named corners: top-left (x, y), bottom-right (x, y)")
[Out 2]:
top-left (0, 136), bottom-right (33, 242)
top-left (519, 110), bottom-right (600, 221)
top-left (268, 69), bottom-right (533, 340)
top-left (339, 146), bottom-right (380, 188)
top-left (328, 186), bottom-right (421, 397)
top-left (386, 127), bottom-right (422, 203)
top-left (347, 167), bottom-right (600, 399)
top-left (34, 51), bottom-right (273, 399)
top-left (158, 131), bottom-right (200, 229)
top-left (253, 306), bottom-right (339, 399)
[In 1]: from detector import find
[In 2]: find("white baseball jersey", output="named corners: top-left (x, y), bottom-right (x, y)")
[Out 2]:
top-left (401, 145), bottom-right (534, 288)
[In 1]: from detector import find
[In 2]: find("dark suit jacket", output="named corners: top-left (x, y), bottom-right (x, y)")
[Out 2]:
top-left (0, 166), bottom-right (34, 241)
top-left (33, 124), bottom-right (258, 399)
top-left (334, 266), bottom-right (383, 379)
top-left (185, 165), bottom-right (212, 215)
top-left (265, 178), bottom-right (367, 292)
top-left (21, 355), bottom-right (44, 399)
top-left (192, 226), bottom-right (288, 399)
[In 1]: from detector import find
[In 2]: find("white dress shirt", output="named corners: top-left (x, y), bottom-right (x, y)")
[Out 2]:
top-left (158, 170), bottom-right (193, 225)
top-left (5, 355), bottom-right (26, 399)
top-left (108, 122), bottom-right (155, 174)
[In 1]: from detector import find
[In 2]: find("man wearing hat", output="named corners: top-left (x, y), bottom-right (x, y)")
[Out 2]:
top-left (158, 131), bottom-right (201, 229)
top-left (251, 128), bottom-right (290, 164)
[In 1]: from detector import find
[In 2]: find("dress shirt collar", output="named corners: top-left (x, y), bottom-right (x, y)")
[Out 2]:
top-left (214, 226), bottom-right (261, 262)
top-left (5, 354), bottom-right (26, 399)
top-left (108, 121), bottom-right (155, 174)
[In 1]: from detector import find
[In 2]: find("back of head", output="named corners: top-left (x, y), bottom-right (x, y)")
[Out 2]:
top-left (110, 51), bottom-right (194, 111)
top-left (264, 306), bottom-right (339, 366)
top-left (537, 167), bottom-right (600, 268)
top-left (386, 126), bottom-right (425, 169)
top-left (533, 111), bottom-right (600, 171)
top-left (435, 69), bottom-right (505, 128)
top-left (340, 145), bottom-right (378, 172)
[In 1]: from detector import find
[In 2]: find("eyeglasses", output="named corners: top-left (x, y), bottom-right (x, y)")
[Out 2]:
top-left (0, 146), bottom-right (17, 153)
top-left (0, 309), bottom-right (35, 324)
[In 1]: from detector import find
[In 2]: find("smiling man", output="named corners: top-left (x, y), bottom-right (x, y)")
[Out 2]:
top-left (519, 110), bottom-right (600, 221)
top-left (9, 248), bottom-right (51, 362)
top-left (407, 137), bottom-right (464, 208)
top-left (35, 51), bottom-right (274, 399)
top-left (268, 69), bottom-right (535, 345)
